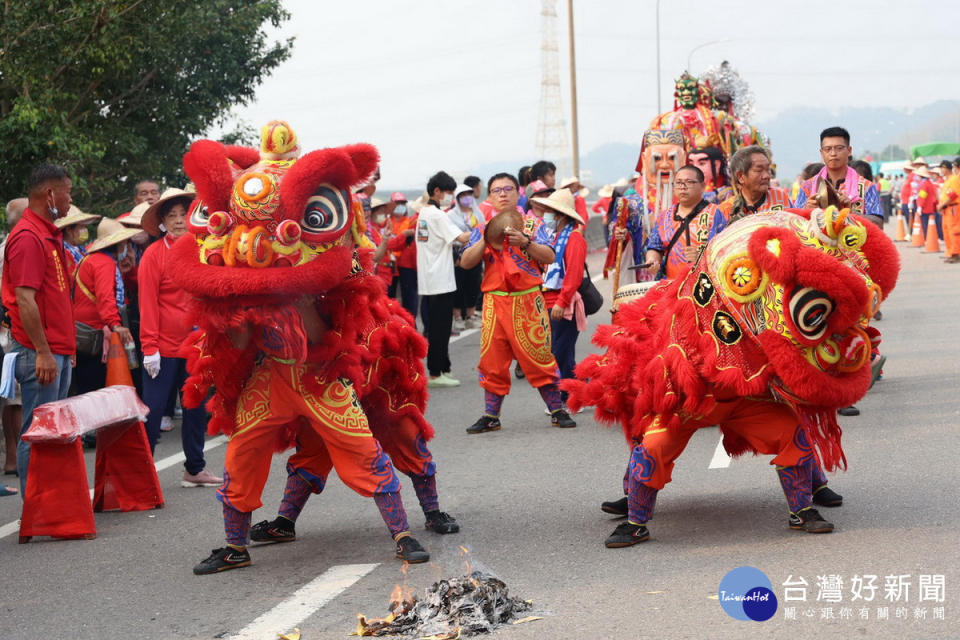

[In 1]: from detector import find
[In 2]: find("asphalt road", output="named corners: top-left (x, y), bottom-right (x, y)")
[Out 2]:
top-left (0, 231), bottom-right (957, 640)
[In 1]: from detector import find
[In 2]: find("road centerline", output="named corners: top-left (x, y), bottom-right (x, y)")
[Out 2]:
top-left (228, 563), bottom-right (379, 640)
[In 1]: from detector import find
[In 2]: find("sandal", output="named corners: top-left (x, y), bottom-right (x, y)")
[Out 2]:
top-left (4, 469), bottom-right (17, 477)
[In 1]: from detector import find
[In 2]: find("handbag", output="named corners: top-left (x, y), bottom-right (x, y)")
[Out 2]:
top-left (578, 264), bottom-right (604, 316)
top-left (75, 321), bottom-right (104, 358)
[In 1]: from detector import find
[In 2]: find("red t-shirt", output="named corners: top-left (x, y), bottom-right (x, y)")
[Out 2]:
top-left (916, 179), bottom-right (939, 214)
top-left (138, 235), bottom-right (193, 357)
top-left (1, 209), bottom-right (76, 355)
top-left (386, 216), bottom-right (417, 270)
top-left (72, 251), bottom-right (123, 329)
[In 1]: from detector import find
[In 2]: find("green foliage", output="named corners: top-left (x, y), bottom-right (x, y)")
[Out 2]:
top-left (0, 0), bottom-right (292, 214)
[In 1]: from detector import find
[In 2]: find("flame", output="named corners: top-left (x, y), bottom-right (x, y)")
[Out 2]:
top-left (458, 545), bottom-right (472, 574)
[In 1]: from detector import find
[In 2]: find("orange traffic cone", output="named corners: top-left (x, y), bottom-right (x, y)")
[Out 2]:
top-left (894, 214), bottom-right (907, 242)
top-left (910, 215), bottom-right (924, 247)
top-left (93, 332), bottom-right (164, 513)
top-left (923, 216), bottom-right (941, 253)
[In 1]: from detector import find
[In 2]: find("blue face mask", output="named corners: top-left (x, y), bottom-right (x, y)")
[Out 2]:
top-left (458, 196), bottom-right (475, 208)
top-left (394, 204), bottom-right (407, 216)
top-left (543, 212), bottom-right (557, 228)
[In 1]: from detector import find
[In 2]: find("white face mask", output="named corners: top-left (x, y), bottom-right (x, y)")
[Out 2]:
top-left (543, 212), bottom-right (557, 228)
top-left (439, 193), bottom-right (454, 208)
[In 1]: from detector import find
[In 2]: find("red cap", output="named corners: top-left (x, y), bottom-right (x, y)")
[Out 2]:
top-left (390, 191), bottom-right (407, 202)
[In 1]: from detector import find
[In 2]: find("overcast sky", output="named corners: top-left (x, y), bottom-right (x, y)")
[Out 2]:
top-left (223, 0), bottom-right (959, 189)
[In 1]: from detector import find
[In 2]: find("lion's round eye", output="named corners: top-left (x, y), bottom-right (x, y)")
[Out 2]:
top-left (302, 185), bottom-right (350, 235)
top-left (789, 287), bottom-right (834, 341)
top-left (188, 199), bottom-right (212, 234)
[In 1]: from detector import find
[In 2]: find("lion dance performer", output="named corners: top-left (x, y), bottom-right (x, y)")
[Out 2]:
top-left (169, 121), bottom-right (446, 574)
top-left (566, 207), bottom-right (899, 547)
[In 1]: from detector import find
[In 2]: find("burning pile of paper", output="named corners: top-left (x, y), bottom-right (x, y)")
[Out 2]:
top-left (354, 570), bottom-right (532, 638)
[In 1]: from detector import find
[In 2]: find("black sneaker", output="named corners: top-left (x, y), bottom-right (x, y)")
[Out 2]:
top-left (601, 496), bottom-right (629, 516)
top-left (837, 405), bottom-right (860, 417)
top-left (812, 486), bottom-right (843, 507)
top-left (395, 535), bottom-right (430, 563)
top-left (514, 363), bottom-right (525, 379)
top-left (193, 547), bottom-right (252, 575)
top-left (550, 409), bottom-right (576, 428)
top-left (424, 510), bottom-right (460, 534)
top-left (250, 517), bottom-right (296, 543)
top-left (466, 416), bottom-right (501, 434)
top-left (789, 508), bottom-right (834, 533)
top-left (604, 522), bottom-right (650, 548)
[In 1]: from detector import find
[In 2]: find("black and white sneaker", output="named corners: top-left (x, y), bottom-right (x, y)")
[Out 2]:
top-left (550, 409), bottom-right (576, 428)
top-left (604, 522), bottom-right (650, 548)
top-left (466, 415), bottom-right (501, 434)
top-left (395, 535), bottom-right (430, 563)
top-left (601, 496), bottom-right (629, 516)
top-left (789, 508), bottom-right (834, 533)
top-left (812, 486), bottom-right (843, 507)
top-left (424, 510), bottom-right (460, 534)
top-left (250, 517), bottom-right (296, 543)
top-left (193, 547), bottom-right (252, 575)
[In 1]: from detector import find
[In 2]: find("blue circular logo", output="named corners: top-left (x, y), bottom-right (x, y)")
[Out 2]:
top-left (718, 566), bottom-right (778, 622)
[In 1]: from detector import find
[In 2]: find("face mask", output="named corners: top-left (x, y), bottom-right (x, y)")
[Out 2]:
top-left (458, 195), bottom-right (474, 208)
top-left (439, 193), bottom-right (453, 208)
top-left (76, 227), bottom-right (90, 244)
top-left (374, 214), bottom-right (386, 225)
top-left (393, 204), bottom-right (407, 216)
top-left (543, 212), bottom-right (557, 228)
top-left (117, 244), bottom-right (129, 261)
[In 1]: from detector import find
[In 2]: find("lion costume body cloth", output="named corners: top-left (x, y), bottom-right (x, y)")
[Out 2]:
top-left (168, 121), bottom-right (434, 544)
top-left (565, 207), bottom-right (899, 521)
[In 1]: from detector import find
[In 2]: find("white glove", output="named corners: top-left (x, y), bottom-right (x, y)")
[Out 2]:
top-left (143, 352), bottom-right (161, 379)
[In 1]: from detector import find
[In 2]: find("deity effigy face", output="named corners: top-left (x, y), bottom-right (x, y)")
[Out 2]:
top-left (675, 74), bottom-right (699, 109)
top-left (688, 151), bottom-right (716, 188)
top-left (643, 142), bottom-right (686, 186)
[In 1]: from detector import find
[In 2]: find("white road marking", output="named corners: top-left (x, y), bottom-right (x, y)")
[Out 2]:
top-left (229, 563), bottom-right (379, 640)
top-left (448, 327), bottom-right (479, 343)
top-left (154, 434), bottom-right (228, 472)
top-left (708, 436), bottom-right (732, 469)
top-left (0, 434), bottom-right (229, 540)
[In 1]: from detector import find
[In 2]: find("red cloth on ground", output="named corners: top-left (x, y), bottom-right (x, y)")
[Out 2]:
top-left (138, 235), bottom-right (193, 357)
top-left (72, 252), bottom-right (123, 329)
top-left (1, 209), bottom-right (75, 354)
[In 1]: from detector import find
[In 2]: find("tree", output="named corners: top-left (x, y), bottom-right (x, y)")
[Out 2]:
top-left (0, 1), bottom-right (292, 218)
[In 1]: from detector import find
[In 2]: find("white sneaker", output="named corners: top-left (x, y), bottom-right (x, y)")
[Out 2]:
top-left (181, 469), bottom-right (223, 488)
top-left (160, 416), bottom-right (174, 432)
top-left (465, 316), bottom-right (481, 330)
top-left (441, 372), bottom-right (461, 385)
top-left (428, 375), bottom-right (460, 388)
top-left (453, 318), bottom-right (466, 332)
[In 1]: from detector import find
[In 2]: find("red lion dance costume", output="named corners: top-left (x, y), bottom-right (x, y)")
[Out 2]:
top-left (170, 121), bottom-right (456, 575)
top-left (566, 206), bottom-right (899, 546)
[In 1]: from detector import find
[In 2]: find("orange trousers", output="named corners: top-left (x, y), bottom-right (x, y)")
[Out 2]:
top-left (634, 397), bottom-right (809, 490)
top-left (478, 289), bottom-right (559, 395)
top-left (218, 359), bottom-right (398, 513)
top-left (943, 207), bottom-right (960, 257)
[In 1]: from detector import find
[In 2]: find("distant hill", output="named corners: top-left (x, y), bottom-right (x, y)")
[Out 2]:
top-left (381, 101), bottom-right (960, 192)
top-left (757, 100), bottom-right (960, 180)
